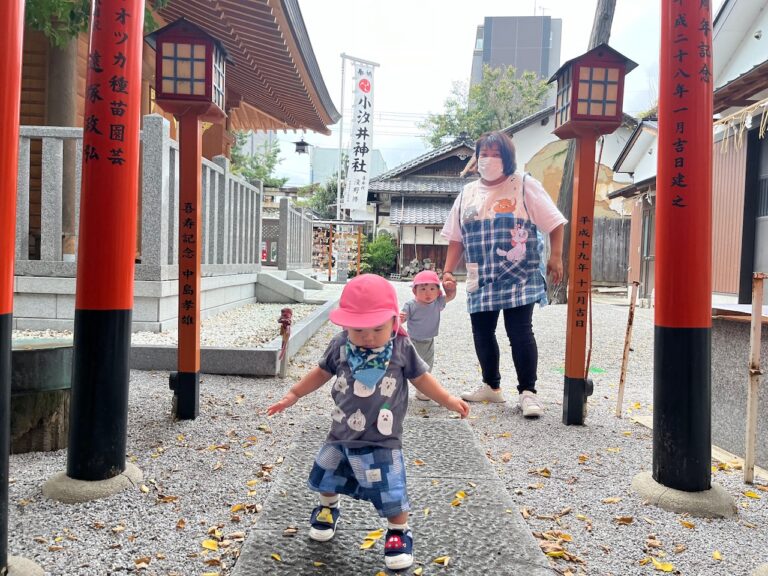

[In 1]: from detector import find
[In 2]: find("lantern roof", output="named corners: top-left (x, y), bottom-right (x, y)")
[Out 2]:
top-left (547, 43), bottom-right (638, 84)
top-left (151, 0), bottom-right (340, 135)
top-left (145, 18), bottom-right (231, 65)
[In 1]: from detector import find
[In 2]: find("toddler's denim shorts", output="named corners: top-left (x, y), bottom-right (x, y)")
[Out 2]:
top-left (308, 443), bottom-right (409, 518)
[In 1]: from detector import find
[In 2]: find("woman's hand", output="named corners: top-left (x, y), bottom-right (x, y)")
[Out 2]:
top-left (267, 391), bottom-right (299, 415)
top-left (547, 255), bottom-right (563, 285)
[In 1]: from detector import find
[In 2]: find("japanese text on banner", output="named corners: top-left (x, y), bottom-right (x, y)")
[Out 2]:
top-left (343, 64), bottom-right (374, 211)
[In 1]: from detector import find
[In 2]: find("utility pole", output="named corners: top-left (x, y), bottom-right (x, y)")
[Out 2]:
top-left (549, 0), bottom-right (616, 304)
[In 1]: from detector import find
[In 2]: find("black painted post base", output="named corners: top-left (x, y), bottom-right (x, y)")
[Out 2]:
top-left (563, 376), bottom-right (594, 425)
top-left (169, 371), bottom-right (199, 420)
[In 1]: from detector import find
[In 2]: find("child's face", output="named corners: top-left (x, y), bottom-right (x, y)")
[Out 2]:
top-left (347, 318), bottom-right (395, 349)
top-left (413, 283), bottom-right (441, 304)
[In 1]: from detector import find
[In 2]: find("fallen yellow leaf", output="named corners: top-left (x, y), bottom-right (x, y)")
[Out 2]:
top-left (360, 539), bottom-right (377, 550)
top-left (498, 432), bottom-right (511, 438)
top-left (413, 459), bottom-right (426, 466)
top-left (140, 485), bottom-right (149, 494)
top-left (231, 504), bottom-right (245, 513)
top-left (271, 552), bottom-right (281, 562)
top-left (606, 447), bottom-right (621, 453)
top-left (680, 520), bottom-right (696, 529)
top-left (201, 573), bottom-right (220, 576)
top-left (744, 490), bottom-right (762, 499)
top-left (450, 498), bottom-right (462, 507)
top-left (651, 557), bottom-right (675, 572)
top-left (455, 490), bottom-right (467, 499)
top-left (246, 479), bottom-right (258, 487)
top-left (602, 497), bottom-right (622, 504)
top-left (312, 561), bottom-right (326, 567)
top-left (414, 567), bottom-right (424, 575)
top-left (365, 529), bottom-right (384, 540)
top-left (713, 550), bottom-right (722, 561)
top-left (424, 507), bottom-right (430, 517)
top-left (433, 555), bottom-right (450, 566)
top-left (614, 516), bottom-right (634, 525)
top-left (201, 539), bottom-right (219, 551)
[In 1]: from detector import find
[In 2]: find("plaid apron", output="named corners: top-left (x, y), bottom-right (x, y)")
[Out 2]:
top-left (459, 176), bottom-right (547, 314)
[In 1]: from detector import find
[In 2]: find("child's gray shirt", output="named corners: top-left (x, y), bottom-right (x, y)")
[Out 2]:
top-left (319, 331), bottom-right (428, 449)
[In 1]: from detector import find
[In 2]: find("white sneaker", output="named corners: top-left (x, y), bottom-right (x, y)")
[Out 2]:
top-left (414, 389), bottom-right (431, 401)
top-left (461, 385), bottom-right (506, 403)
top-left (519, 390), bottom-right (543, 418)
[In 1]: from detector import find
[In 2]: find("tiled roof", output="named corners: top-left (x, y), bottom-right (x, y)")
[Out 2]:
top-left (371, 135), bottom-right (475, 181)
top-left (390, 198), bottom-right (455, 225)
top-left (368, 177), bottom-right (469, 194)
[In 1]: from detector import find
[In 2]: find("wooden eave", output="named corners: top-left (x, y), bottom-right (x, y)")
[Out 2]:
top-left (714, 59), bottom-right (768, 114)
top-left (157, 0), bottom-right (339, 134)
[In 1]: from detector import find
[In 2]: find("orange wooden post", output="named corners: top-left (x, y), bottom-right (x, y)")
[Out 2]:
top-left (68, 0), bottom-right (145, 479)
top-left (563, 133), bottom-right (598, 424)
top-left (1, 2), bottom-right (25, 568)
top-left (653, 0), bottom-right (713, 491)
top-left (147, 20), bottom-right (228, 419)
top-left (547, 45), bottom-right (637, 424)
top-left (171, 112), bottom-right (203, 419)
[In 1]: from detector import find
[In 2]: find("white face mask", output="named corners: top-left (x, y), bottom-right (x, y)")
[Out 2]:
top-left (477, 157), bottom-right (505, 182)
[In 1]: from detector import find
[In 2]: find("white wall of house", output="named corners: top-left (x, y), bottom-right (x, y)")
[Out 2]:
top-left (713, 0), bottom-right (768, 91)
top-left (399, 226), bottom-right (447, 245)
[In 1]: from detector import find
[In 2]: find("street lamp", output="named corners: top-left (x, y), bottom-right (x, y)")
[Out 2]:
top-left (548, 43), bottom-right (637, 425)
top-left (146, 19), bottom-right (228, 419)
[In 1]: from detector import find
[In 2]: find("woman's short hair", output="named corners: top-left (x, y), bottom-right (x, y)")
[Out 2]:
top-left (475, 131), bottom-right (516, 176)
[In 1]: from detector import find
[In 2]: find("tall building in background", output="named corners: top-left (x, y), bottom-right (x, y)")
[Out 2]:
top-left (470, 16), bottom-right (562, 93)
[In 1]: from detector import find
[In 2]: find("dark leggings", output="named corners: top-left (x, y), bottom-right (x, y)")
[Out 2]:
top-left (469, 304), bottom-right (537, 393)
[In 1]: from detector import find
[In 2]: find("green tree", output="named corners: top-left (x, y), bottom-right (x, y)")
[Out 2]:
top-left (25, 0), bottom-right (168, 47)
top-left (230, 132), bottom-right (289, 189)
top-left (419, 65), bottom-right (551, 148)
top-left (362, 232), bottom-right (398, 277)
top-left (296, 176), bottom-right (342, 220)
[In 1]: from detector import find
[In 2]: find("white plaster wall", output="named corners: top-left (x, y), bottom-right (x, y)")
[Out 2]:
top-left (714, 1), bottom-right (768, 89)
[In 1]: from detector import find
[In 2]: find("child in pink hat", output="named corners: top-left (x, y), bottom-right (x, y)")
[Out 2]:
top-left (268, 274), bottom-right (468, 571)
top-left (399, 270), bottom-right (455, 401)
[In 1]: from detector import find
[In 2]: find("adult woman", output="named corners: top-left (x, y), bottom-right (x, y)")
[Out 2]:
top-left (441, 131), bottom-right (565, 418)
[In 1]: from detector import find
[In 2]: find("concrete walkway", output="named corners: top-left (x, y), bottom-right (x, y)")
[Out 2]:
top-left (233, 416), bottom-right (554, 575)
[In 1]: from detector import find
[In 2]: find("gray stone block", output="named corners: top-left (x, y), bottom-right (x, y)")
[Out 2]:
top-left (14, 294), bottom-right (57, 319)
top-left (712, 317), bottom-right (768, 469)
top-left (132, 297), bottom-right (160, 322)
top-left (16, 318), bottom-right (74, 332)
top-left (15, 276), bottom-right (76, 294)
top-left (55, 294), bottom-right (75, 319)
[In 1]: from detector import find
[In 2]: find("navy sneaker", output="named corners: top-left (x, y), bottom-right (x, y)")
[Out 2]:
top-left (309, 505), bottom-right (340, 542)
top-left (384, 529), bottom-right (414, 570)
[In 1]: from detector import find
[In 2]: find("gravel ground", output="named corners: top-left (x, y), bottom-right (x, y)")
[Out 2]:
top-left (12, 303), bottom-right (319, 348)
top-left (7, 281), bottom-right (768, 575)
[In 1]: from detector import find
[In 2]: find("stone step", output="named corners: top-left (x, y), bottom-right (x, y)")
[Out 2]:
top-left (232, 416), bottom-right (551, 575)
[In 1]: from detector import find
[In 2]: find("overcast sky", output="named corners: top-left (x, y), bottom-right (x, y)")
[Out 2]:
top-left (273, 0), bottom-right (721, 186)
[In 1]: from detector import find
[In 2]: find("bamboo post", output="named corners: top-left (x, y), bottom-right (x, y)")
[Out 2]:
top-left (744, 272), bottom-right (766, 484)
top-left (357, 226), bottom-right (362, 275)
top-left (616, 281), bottom-right (640, 417)
top-left (328, 224), bottom-right (333, 282)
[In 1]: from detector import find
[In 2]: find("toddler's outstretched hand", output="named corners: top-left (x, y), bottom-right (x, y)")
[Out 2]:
top-left (445, 395), bottom-right (470, 419)
top-left (267, 391), bottom-right (298, 416)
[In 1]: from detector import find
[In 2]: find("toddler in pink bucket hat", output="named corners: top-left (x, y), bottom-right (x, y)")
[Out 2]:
top-left (400, 270), bottom-right (455, 400)
top-left (329, 273), bottom-right (405, 334)
top-left (268, 273), bottom-right (468, 570)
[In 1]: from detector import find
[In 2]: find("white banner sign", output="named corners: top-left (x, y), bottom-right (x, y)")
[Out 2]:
top-left (343, 63), bottom-right (374, 211)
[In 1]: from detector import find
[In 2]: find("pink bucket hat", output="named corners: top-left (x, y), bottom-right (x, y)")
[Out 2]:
top-left (329, 274), bottom-right (404, 332)
top-left (412, 270), bottom-right (441, 286)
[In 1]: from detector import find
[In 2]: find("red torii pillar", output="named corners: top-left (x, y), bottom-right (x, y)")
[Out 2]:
top-left (1, 3), bottom-right (28, 571)
top-left (66, 0), bottom-right (145, 481)
top-left (653, 0), bottom-right (713, 490)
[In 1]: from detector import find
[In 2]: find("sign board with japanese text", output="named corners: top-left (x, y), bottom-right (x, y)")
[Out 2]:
top-left (343, 64), bottom-right (374, 211)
